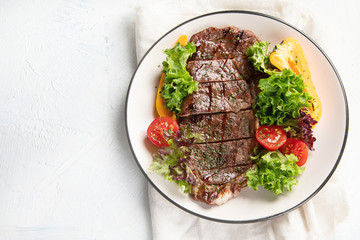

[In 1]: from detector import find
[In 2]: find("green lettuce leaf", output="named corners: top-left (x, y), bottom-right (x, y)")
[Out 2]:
top-left (246, 150), bottom-right (305, 195)
top-left (161, 42), bottom-right (198, 115)
top-left (254, 69), bottom-right (312, 125)
top-left (245, 41), bottom-right (274, 74)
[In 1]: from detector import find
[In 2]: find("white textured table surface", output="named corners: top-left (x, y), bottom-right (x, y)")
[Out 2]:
top-left (0, 0), bottom-right (359, 239)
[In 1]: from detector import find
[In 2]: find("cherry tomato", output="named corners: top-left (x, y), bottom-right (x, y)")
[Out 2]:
top-left (147, 117), bottom-right (179, 147)
top-left (255, 125), bottom-right (287, 151)
top-left (279, 138), bottom-right (309, 166)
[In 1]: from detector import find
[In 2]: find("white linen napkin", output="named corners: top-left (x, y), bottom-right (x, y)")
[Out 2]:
top-left (135, 0), bottom-right (349, 239)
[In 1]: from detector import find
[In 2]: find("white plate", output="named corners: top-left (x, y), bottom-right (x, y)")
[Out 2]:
top-left (125, 11), bottom-right (348, 223)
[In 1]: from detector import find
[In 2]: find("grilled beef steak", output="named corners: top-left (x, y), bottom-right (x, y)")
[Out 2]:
top-left (175, 27), bottom-right (260, 205)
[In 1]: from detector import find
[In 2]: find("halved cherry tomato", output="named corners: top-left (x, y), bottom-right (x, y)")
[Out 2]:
top-left (255, 125), bottom-right (287, 151)
top-left (279, 138), bottom-right (309, 166)
top-left (147, 117), bottom-right (179, 147)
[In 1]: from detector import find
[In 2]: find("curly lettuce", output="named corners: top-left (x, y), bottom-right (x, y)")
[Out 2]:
top-left (282, 111), bottom-right (317, 150)
top-left (254, 69), bottom-right (312, 125)
top-left (246, 150), bottom-right (305, 195)
top-left (246, 41), bottom-right (273, 74)
top-left (149, 139), bottom-right (192, 193)
top-left (161, 42), bottom-right (198, 115)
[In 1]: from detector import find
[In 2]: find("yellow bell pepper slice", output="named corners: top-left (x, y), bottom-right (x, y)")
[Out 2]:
top-left (155, 35), bottom-right (189, 119)
top-left (269, 37), bottom-right (322, 124)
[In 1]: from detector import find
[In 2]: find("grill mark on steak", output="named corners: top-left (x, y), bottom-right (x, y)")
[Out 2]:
top-left (178, 110), bottom-right (256, 143)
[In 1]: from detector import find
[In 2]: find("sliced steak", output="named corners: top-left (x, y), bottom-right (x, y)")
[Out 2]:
top-left (178, 110), bottom-right (256, 143)
top-left (179, 80), bottom-right (251, 117)
top-left (175, 27), bottom-right (261, 205)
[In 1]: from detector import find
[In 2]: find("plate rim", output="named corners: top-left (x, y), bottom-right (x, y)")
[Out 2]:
top-left (125, 10), bottom-right (349, 223)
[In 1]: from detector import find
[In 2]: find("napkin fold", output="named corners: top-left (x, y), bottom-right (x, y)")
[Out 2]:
top-left (135, 0), bottom-right (348, 239)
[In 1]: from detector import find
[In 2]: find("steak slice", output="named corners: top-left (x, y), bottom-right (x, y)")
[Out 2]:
top-left (186, 59), bottom-right (241, 82)
top-left (185, 138), bottom-right (256, 173)
top-left (179, 80), bottom-right (251, 117)
top-left (188, 164), bottom-right (254, 205)
top-left (184, 138), bottom-right (257, 205)
top-left (187, 57), bottom-right (257, 84)
top-left (189, 27), bottom-right (260, 61)
top-left (178, 110), bottom-right (256, 143)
